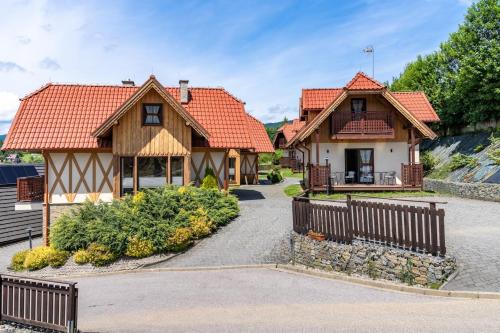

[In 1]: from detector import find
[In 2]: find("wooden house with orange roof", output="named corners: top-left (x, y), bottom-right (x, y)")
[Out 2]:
top-left (273, 119), bottom-right (306, 172)
top-left (287, 72), bottom-right (439, 192)
top-left (2, 75), bottom-right (273, 243)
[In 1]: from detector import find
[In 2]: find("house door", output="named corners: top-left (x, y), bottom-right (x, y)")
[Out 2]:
top-left (344, 149), bottom-right (374, 184)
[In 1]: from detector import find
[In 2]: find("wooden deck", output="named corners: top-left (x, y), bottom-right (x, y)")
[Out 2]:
top-left (311, 184), bottom-right (422, 193)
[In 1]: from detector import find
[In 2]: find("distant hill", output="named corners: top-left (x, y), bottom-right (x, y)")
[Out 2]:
top-left (264, 121), bottom-right (289, 129)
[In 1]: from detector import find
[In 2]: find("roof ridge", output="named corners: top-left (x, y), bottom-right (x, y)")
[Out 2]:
top-left (345, 71), bottom-right (385, 90)
top-left (302, 87), bottom-right (342, 91)
top-left (20, 83), bottom-right (52, 100)
top-left (391, 91), bottom-right (425, 94)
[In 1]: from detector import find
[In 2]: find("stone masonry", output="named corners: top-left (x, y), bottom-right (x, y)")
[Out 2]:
top-left (291, 233), bottom-right (456, 287)
top-left (424, 178), bottom-right (500, 202)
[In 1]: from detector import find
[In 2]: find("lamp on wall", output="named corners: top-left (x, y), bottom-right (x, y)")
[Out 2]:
top-left (390, 148), bottom-right (393, 153)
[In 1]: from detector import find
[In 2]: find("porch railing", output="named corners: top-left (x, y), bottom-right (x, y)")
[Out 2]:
top-left (292, 195), bottom-right (446, 256)
top-left (332, 111), bottom-right (394, 136)
top-left (279, 157), bottom-right (301, 171)
top-left (0, 274), bottom-right (78, 332)
top-left (17, 176), bottom-right (44, 202)
top-left (401, 163), bottom-right (423, 187)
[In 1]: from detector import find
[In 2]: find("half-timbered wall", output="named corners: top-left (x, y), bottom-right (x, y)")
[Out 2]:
top-left (112, 90), bottom-right (192, 156)
top-left (190, 149), bottom-right (228, 187)
top-left (46, 152), bottom-right (113, 204)
top-left (240, 153), bottom-right (258, 185)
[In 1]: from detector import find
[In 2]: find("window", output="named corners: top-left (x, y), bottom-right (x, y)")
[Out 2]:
top-left (228, 157), bottom-right (236, 182)
top-left (171, 157), bottom-right (184, 185)
top-left (138, 157), bottom-right (167, 189)
top-left (351, 98), bottom-right (366, 120)
top-left (143, 104), bottom-right (162, 125)
top-left (120, 157), bottom-right (134, 196)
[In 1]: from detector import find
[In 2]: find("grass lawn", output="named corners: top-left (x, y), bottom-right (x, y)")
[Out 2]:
top-left (283, 184), bottom-right (304, 197)
top-left (283, 184), bottom-right (438, 199)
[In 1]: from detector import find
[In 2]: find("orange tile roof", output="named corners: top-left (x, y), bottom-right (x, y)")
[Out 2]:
top-left (246, 114), bottom-right (274, 153)
top-left (3, 82), bottom-right (272, 151)
top-left (390, 92), bottom-right (440, 122)
top-left (278, 119), bottom-right (306, 142)
top-left (300, 72), bottom-right (439, 123)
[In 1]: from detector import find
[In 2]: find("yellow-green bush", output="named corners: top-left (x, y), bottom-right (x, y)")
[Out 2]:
top-left (87, 243), bottom-right (117, 267)
top-left (47, 248), bottom-right (70, 267)
top-left (189, 208), bottom-right (213, 238)
top-left (125, 236), bottom-right (155, 258)
top-left (23, 246), bottom-right (51, 270)
top-left (73, 249), bottom-right (90, 265)
top-left (11, 250), bottom-right (30, 271)
top-left (166, 228), bottom-right (193, 252)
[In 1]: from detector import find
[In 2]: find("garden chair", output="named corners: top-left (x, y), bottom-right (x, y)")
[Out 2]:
top-left (345, 171), bottom-right (355, 184)
top-left (384, 171), bottom-right (396, 185)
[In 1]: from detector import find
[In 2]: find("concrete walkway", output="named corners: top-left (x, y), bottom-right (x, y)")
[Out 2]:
top-left (153, 179), bottom-right (296, 268)
top-left (75, 267), bottom-right (500, 333)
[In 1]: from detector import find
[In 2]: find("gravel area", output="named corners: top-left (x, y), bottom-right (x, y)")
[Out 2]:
top-left (153, 179), bottom-right (296, 268)
top-left (75, 267), bottom-right (500, 333)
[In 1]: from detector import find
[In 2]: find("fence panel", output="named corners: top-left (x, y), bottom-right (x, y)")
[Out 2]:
top-left (0, 275), bottom-right (78, 332)
top-left (292, 197), bottom-right (446, 256)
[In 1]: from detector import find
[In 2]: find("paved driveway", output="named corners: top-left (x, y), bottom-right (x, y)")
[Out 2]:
top-left (76, 267), bottom-right (500, 333)
top-left (153, 179), bottom-right (295, 268)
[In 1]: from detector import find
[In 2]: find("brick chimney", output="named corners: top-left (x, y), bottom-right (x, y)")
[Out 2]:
top-left (179, 80), bottom-right (189, 104)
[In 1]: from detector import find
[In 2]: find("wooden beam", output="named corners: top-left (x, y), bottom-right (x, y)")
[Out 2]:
top-left (133, 156), bottom-right (138, 194)
top-left (410, 126), bottom-right (416, 164)
top-left (43, 151), bottom-right (50, 246)
top-left (315, 129), bottom-right (320, 166)
top-left (184, 154), bottom-right (191, 185)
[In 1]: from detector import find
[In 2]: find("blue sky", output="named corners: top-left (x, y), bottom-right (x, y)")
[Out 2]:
top-left (0, 0), bottom-right (471, 134)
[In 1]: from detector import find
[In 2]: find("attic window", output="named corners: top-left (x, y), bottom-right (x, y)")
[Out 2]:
top-left (351, 98), bottom-right (366, 120)
top-left (143, 104), bottom-right (162, 125)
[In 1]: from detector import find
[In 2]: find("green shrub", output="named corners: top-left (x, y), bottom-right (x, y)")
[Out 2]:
top-left (473, 144), bottom-right (485, 153)
top-left (87, 243), bottom-right (117, 267)
top-left (73, 249), bottom-right (90, 265)
top-left (420, 151), bottom-right (438, 175)
top-left (280, 168), bottom-right (294, 177)
top-left (11, 250), bottom-right (30, 271)
top-left (398, 259), bottom-right (416, 286)
top-left (189, 208), bottom-right (213, 238)
top-left (201, 167), bottom-right (219, 189)
top-left (125, 236), bottom-right (155, 258)
top-left (449, 153), bottom-right (479, 171)
top-left (23, 246), bottom-right (51, 271)
top-left (267, 167), bottom-right (283, 183)
top-left (166, 228), bottom-right (193, 252)
top-left (47, 248), bottom-right (70, 267)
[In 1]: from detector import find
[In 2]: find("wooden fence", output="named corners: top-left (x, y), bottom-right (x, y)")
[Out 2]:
top-left (17, 176), bottom-right (44, 202)
top-left (292, 195), bottom-right (446, 256)
top-left (0, 275), bottom-right (78, 332)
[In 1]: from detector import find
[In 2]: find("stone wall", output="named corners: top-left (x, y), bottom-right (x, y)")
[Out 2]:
top-left (291, 233), bottom-right (456, 287)
top-left (424, 178), bottom-right (500, 202)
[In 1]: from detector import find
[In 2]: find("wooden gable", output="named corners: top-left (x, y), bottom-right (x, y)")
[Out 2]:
top-left (112, 89), bottom-right (192, 156)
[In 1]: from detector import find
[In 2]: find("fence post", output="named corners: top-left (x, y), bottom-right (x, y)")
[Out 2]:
top-left (429, 202), bottom-right (438, 256)
top-left (0, 275), bottom-right (2, 322)
top-left (67, 283), bottom-right (77, 333)
top-left (346, 195), bottom-right (353, 244)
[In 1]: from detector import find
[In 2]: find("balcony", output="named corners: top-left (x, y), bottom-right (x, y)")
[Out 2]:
top-left (15, 176), bottom-right (44, 211)
top-left (332, 111), bottom-right (394, 139)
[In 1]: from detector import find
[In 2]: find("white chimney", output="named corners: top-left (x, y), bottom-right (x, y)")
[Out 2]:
top-left (179, 80), bottom-right (189, 103)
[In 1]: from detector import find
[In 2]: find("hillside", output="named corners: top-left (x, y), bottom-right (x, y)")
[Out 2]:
top-left (422, 131), bottom-right (500, 184)
top-left (0, 134), bottom-right (5, 141)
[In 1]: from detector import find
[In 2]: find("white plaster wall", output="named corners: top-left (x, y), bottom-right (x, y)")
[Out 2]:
top-left (190, 151), bottom-right (226, 186)
top-left (310, 142), bottom-right (410, 184)
top-left (48, 152), bottom-right (113, 204)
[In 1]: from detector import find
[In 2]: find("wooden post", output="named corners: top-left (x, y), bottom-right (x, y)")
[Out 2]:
top-left (184, 154), bottom-right (191, 185)
top-left (133, 156), bottom-right (138, 194)
top-left (346, 194), bottom-right (353, 244)
top-left (43, 151), bottom-right (50, 246)
top-left (429, 202), bottom-right (438, 255)
top-left (410, 126), bottom-right (416, 165)
top-left (315, 129), bottom-right (320, 166)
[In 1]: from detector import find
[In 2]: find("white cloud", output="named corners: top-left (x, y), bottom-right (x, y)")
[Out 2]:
top-left (0, 122), bottom-right (12, 135)
top-left (0, 91), bottom-right (20, 120)
top-left (39, 57), bottom-right (61, 70)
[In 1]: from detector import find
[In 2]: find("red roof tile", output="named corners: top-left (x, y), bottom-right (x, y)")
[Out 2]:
top-left (300, 72), bottom-right (439, 123)
top-left (246, 114), bottom-right (274, 153)
top-left (278, 119), bottom-right (306, 142)
top-left (3, 82), bottom-right (272, 151)
top-left (345, 72), bottom-right (385, 90)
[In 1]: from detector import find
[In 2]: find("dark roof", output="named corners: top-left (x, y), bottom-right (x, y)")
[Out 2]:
top-left (0, 164), bottom-right (40, 186)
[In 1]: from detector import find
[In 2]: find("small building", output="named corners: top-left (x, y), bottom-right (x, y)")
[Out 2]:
top-left (287, 72), bottom-right (439, 192)
top-left (2, 76), bottom-right (274, 244)
top-left (272, 119), bottom-right (306, 172)
top-left (0, 164), bottom-right (44, 245)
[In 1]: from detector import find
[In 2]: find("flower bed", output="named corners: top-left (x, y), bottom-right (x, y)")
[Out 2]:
top-left (11, 185), bottom-right (239, 272)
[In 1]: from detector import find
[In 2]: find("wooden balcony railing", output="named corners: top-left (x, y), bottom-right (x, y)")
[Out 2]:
top-left (17, 176), bottom-right (44, 202)
top-left (401, 163), bottom-right (423, 188)
top-left (332, 111), bottom-right (394, 137)
top-left (279, 157), bottom-right (301, 171)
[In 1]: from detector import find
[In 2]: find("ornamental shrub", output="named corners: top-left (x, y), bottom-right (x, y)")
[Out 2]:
top-left (420, 151), bottom-right (438, 175)
top-left (189, 208), bottom-right (213, 238)
top-left (11, 250), bottom-right (29, 271)
top-left (201, 174), bottom-right (218, 189)
top-left (73, 249), bottom-right (91, 265)
top-left (166, 228), bottom-right (193, 252)
top-left (47, 248), bottom-right (70, 268)
top-left (266, 167), bottom-right (283, 184)
top-left (23, 246), bottom-right (51, 270)
top-left (87, 243), bottom-right (117, 267)
top-left (125, 236), bottom-right (155, 258)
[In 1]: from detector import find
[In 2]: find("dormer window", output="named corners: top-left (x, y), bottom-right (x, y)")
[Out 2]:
top-left (351, 98), bottom-right (366, 120)
top-left (143, 104), bottom-right (162, 125)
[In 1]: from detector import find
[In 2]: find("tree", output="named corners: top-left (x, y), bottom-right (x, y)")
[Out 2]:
top-left (391, 0), bottom-right (499, 132)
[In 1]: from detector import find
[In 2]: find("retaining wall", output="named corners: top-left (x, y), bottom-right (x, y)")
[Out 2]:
top-left (291, 233), bottom-right (456, 287)
top-left (423, 178), bottom-right (500, 202)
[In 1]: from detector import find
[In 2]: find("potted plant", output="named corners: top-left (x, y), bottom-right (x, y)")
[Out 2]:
top-left (307, 230), bottom-right (326, 241)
